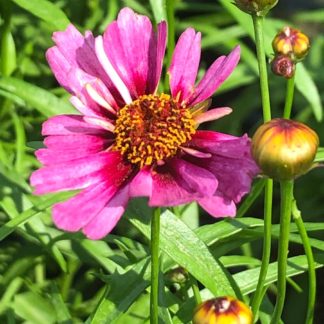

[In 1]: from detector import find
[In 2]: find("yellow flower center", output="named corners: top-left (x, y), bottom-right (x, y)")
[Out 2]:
top-left (113, 93), bottom-right (196, 168)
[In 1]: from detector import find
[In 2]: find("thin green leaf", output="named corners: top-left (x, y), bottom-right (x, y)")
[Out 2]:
top-left (234, 254), bottom-right (324, 295)
top-left (127, 201), bottom-right (238, 297)
top-left (49, 283), bottom-right (72, 323)
top-left (149, 0), bottom-right (166, 23)
top-left (0, 192), bottom-right (73, 241)
top-left (90, 257), bottom-right (151, 324)
top-left (10, 0), bottom-right (70, 30)
top-left (0, 77), bottom-right (75, 116)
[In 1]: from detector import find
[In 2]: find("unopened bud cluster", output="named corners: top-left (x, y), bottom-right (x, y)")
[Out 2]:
top-left (234, 0), bottom-right (278, 16)
top-left (271, 27), bottom-right (310, 78)
top-left (252, 119), bottom-right (319, 181)
top-left (193, 296), bottom-right (252, 324)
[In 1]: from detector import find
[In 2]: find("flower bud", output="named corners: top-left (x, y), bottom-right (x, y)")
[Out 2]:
top-left (271, 54), bottom-right (296, 79)
top-left (234, 0), bottom-right (278, 16)
top-left (272, 27), bottom-right (310, 60)
top-left (252, 119), bottom-right (319, 181)
top-left (193, 296), bottom-right (252, 324)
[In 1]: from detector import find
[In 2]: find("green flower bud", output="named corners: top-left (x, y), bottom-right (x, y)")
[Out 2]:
top-left (193, 296), bottom-right (252, 324)
top-left (234, 0), bottom-right (278, 16)
top-left (252, 119), bottom-right (319, 181)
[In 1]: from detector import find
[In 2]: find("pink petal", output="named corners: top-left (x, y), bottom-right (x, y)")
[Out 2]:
top-left (42, 115), bottom-right (107, 136)
top-left (46, 47), bottom-right (72, 92)
top-left (190, 131), bottom-right (253, 159)
top-left (53, 181), bottom-right (117, 232)
top-left (32, 151), bottom-right (132, 195)
top-left (149, 158), bottom-right (217, 206)
top-left (147, 21), bottom-right (167, 93)
top-left (198, 194), bottom-right (236, 217)
top-left (48, 25), bottom-right (112, 89)
top-left (169, 28), bottom-right (201, 103)
top-left (31, 152), bottom-right (116, 194)
top-left (180, 146), bottom-right (212, 158)
top-left (129, 167), bottom-right (152, 197)
top-left (36, 134), bottom-right (112, 165)
top-left (67, 68), bottom-right (118, 118)
top-left (82, 185), bottom-right (130, 239)
top-left (44, 134), bottom-right (110, 150)
top-left (188, 46), bottom-right (240, 106)
top-left (194, 107), bottom-right (232, 125)
top-left (102, 8), bottom-right (166, 98)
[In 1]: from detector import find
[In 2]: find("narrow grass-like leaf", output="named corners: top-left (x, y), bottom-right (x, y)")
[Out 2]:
top-left (90, 257), bottom-right (150, 324)
top-left (234, 254), bottom-right (324, 295)
top-left (149, 0), bottom-right (166, 22)
top-left (0, 192), bottom-right (73, 241)
top-left (14, 291), bottom-right (56, 324)
top-left (10, 0), bottom-right (70, 30)
top-left (0, 77), bottom-right (75, 116)
top-left (127, 202), bottom-right (238, 297)
top-left (49, 283), bottom-right (72, 323)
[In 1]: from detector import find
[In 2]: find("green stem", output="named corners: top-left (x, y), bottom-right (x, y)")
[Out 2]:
top-left (271, 180), bottom-right (294, 324)
top-left (283, 74), bottom-right (296, 119)
top-left (191, 277), bottom-right (202, 305)
top-left (150, 207), bottom-right (161, 324)
top-left (164, 0), bottom-right (175, 90)
top-left (251, 179), bottom-right (273, 321)
top-left (252, 15), bottom-right (271, 122)
top-left (292, 201), bottom-right (316, 324)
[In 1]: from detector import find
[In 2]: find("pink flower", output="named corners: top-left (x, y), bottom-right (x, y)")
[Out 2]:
top-left (31, 8), bottom-right (259, 239)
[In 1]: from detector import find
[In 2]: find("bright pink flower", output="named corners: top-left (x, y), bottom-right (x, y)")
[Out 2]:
top-left (31, 8), bottom-right (259, 239)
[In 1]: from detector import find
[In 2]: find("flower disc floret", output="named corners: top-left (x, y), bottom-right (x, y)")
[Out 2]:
top-left (113, 94), bottom-right (196, 167)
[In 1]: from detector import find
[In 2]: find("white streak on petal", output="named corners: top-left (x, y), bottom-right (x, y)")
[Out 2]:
top-left (85, 83), bottom-right (116, 114)
top-left (180, 146), bottom-right (212, 158)
top-left (95, 36), bottom-right (132, 104)
top-left (194, 107), bottom-right (232, 125)
top-left (84, 116), bottom-right (115, 132)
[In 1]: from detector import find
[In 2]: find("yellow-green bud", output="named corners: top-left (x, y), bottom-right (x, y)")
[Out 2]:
top-left (252, 119), bottom-right (319, 181)
top-left (272, 26), bottom-right (310, 61)
top-left (234, 0), bottom-right (278, 16)
top-left (271, 54), bottom-right (296, 79)
top-left (193, 296), bottom-right (252, 324)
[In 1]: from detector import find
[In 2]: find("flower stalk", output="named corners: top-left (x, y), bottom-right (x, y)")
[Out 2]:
top-left (251, 179), bottom-right (273, 320)
top-left (250, 13), bottom-right (273, 321)
top-left (292, 201), bottom-right (316, 324)
top-left (271, 180), bottom-right (294, 324)
top-left (150, 207), bottom-right (161, 324)
top-left (283, 74), bottom-right (295, 119)
top-left (252, 15), bottom-right (271, 122)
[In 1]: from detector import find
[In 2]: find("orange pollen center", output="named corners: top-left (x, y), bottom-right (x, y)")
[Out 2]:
top-left (113, 93), bottom-right (196, 167)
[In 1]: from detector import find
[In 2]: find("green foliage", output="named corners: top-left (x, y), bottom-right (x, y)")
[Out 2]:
top-left (0, 0), bottom-right (324, 323)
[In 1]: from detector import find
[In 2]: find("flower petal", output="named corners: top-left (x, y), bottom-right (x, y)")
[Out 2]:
top-left (198, 194), bottom-right (236, 217)
top-left (52, 181), bottom-right (117, 232)
top-left (42, 115), bottom-right (107, 136)
top-left (31, 152), bottom-right (115, 194)
top-left (47, 25), bottom-right (115, 94)
top-left (102, 8), bottom-right (167, 98)
top-left (31, 151), bottom-right (132, 195)
top-left (147, 21), bottom-right (167, 94)
top-left (194, 107), bottom-right (232, 125)
top-left (169, 28), bottom-right (201, 103)
top-left (149, 158), bottom-right (217, 206)
top-left (129, 167), bottom-right (152, 197)
top-left (188, 46), bottom-right (240, 106)
top-left (82, 185), bottom-right (129, 239)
